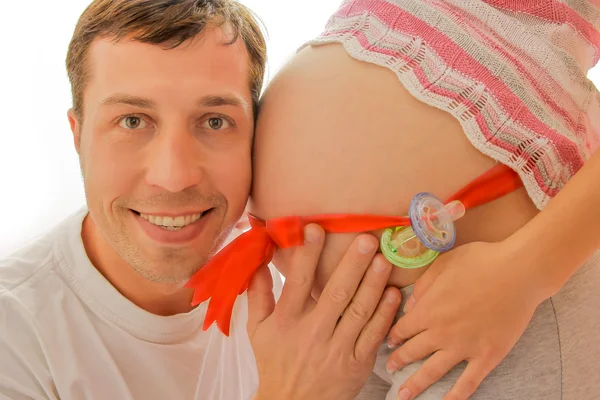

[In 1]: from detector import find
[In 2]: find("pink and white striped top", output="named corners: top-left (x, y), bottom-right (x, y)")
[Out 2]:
top-left (306, 0), bottom-right (600, 209)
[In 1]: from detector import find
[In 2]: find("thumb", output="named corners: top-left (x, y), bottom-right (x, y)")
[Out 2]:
top-left (404, 255), bottom-right (444, 313)
top-left (247, 264), bottom-right (276, 338)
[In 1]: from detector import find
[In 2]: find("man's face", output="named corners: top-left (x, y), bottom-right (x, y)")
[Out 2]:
top-left (68, 28), bottom-right (254, 283)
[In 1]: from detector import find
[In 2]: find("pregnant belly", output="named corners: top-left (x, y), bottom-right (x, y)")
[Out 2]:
top-left (251, 43), bottom-right (539, 290)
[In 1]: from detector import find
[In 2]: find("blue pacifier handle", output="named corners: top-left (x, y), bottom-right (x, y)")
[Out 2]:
top-left (409, 192), bottom-right (465, 253)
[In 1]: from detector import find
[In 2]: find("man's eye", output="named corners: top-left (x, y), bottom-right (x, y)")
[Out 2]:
top-left (119, 116), bottom-right (146, 130)
top-left (204, 117), bottom-right (231, 131)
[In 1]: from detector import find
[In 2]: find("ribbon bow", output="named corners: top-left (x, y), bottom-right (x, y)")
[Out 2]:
top-left (185, 164), bottom-right (523, 336)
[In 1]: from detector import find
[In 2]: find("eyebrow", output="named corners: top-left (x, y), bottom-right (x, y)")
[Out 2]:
top-left (100, 94), bottom-right (250, 112)
top-left (197, 95), bottom-right (250, 112)
top-left (100, 94), bottom-right (156, 109)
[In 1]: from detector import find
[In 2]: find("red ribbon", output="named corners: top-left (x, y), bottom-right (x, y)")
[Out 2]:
top-left (185, 164), bottom-right (523, 336)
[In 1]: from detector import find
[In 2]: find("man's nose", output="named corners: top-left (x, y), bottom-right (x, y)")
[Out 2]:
top-left (145, 124), bottom-right (204, 193)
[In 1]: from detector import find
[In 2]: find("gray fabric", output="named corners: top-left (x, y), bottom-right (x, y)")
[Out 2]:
top-left (367, 251), bottom-right (600, 399)
top-left (355, 372), bottom-right (391, 399)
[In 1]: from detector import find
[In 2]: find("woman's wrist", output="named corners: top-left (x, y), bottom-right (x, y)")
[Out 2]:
top-left (502, 223), bottom-right (572, 302)
top-left (503, 151), bottom-right (600, 300)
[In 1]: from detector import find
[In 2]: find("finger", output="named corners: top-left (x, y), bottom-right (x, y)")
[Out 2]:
top-left (404, 258), bottom-right (444, 313)
top-left (312, 234), bottom-right (379, 334)
top-left (334, 254), bottom-right (392, 343)
top-left (353, 286), bottom-right (401, 362)
top-left (276, 224), bottom-right (325, 319)
top-left (246, 264), bottom-right (275, 339)
top-left (385, 331), bottom-right (438, 374)
top-left (396, 351), bottom-right (460, 400)
top-left (442, 360), bottom-right (494, 400)
top-left (386, 305), bottom-right (426, 348)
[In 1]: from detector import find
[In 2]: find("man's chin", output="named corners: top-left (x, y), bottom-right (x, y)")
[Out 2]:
top-left (121, 244), bottom-right (210, 283)
top-left (122, 211), bottom-right (234, 281)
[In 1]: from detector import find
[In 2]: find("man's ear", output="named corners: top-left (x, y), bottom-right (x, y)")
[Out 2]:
top-left (67, 109), bottom-right (82, 153)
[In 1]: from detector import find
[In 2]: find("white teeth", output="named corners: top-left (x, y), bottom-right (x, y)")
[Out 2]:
top-left (139, 212), bottom-right (205, 230)
top-left (174, 216), bottom-right (185, 227)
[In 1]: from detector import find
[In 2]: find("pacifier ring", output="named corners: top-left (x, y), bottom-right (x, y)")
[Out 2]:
top-left (380, 227), bottom-right (440, 269)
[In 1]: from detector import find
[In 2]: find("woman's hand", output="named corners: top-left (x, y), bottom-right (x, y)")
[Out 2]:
top-left (386, 149), bottom-right (600, 400)
top-left (386, 240), bottom-right (548, 400)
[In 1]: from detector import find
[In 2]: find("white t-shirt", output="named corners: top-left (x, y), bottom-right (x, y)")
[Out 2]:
top-left (0, 208), bottom-right (282, 400)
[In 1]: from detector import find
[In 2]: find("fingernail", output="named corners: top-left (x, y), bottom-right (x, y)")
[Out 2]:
top-left (358, 237), bottom-right (375, 254)
top-left (304, 226), bottom-right (320, 244)
top-left (403, 295), bottom-right (416, 313)
top-left (387, 337), bottom-right (399, 348)
top-left (374, 258), bottom-right (390, 273)
top-left (398, 388), bottom-right (412, 400)
top-left (385, 290), bottom-right (398, 304)
top-left (386, 360), bottom-right (398, 374)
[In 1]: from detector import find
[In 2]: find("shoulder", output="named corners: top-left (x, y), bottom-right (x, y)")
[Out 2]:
top-left (0, 282), bottom-right (53, 399)
top-left (0, 207), bottom-right (87, 295)
top-left (0, 218), bottom-right (67, 346)
top-left (0, 232), bottom-right (58, 295)
top-left (0, 209), bottom-right (90, 398)
top-left (0, 208), bottom-right (87, 329)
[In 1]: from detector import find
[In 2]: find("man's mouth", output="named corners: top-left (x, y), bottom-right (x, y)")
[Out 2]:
top-left (132, 209), bottom-right (213, 231)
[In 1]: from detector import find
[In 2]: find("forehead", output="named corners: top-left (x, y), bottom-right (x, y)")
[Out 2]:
top-left (85, 27), bottom-right (251, 103)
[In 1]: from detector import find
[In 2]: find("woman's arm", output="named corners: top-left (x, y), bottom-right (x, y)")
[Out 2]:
top-left (508, 148), bottom-right (600, 298)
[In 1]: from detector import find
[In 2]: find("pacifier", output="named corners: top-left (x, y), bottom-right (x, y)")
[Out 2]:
top-left (381, 193), bottom-right (465, 269)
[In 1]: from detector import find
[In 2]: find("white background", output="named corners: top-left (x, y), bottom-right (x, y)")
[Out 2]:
top-left (0, 1), bottom-right (598, 256)
top-left (0, 0), bottom-right (341, 256)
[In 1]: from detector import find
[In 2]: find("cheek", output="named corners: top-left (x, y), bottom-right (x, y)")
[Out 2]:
top-left (80, 133), bottom-right (139, 208)
top-left (210, 146), bottom-right (252, 209)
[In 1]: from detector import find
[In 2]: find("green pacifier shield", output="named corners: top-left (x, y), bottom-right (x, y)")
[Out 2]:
top-left (380, 226), bottom-right (440, 269)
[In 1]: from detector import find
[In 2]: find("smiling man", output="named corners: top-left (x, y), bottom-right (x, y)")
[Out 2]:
top-left (0, 1), bottom-right (263, 398)
top-left (70, 29), bottom-right (255, 314)
top-left (0, 1), bottom-right (399, 399)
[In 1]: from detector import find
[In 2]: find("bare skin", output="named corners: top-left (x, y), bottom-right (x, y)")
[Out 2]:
top-left (250, 43), bottom-right (539, 292)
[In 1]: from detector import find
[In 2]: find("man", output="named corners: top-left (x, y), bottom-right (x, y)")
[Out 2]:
top-left (0, 1), bottom-right (399, 399)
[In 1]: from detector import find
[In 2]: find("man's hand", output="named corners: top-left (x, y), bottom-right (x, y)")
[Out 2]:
top-left (247, 224), bottom-right (402, 400)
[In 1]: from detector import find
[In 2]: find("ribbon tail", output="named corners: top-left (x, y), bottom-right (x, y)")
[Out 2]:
top-left (202, 265), bottom-right (253, 335)
top-left (200, 230), bottom-right (274, 336)
top-left (445, 163), bottom-right (523, 209)
top-left (191, 273), bottom-right (220, 306)
top-left (204, 244), bottom-right (273, 336)
top-left (204, 289), bottom-right (238, 336)
top-left (238, 241), bottom-right (275, 295)
top-left (185, 229), bottom-right (259, 306)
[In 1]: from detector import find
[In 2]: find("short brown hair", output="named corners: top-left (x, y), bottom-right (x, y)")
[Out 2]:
top-left (66, 0), bottom-right (267, 120)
